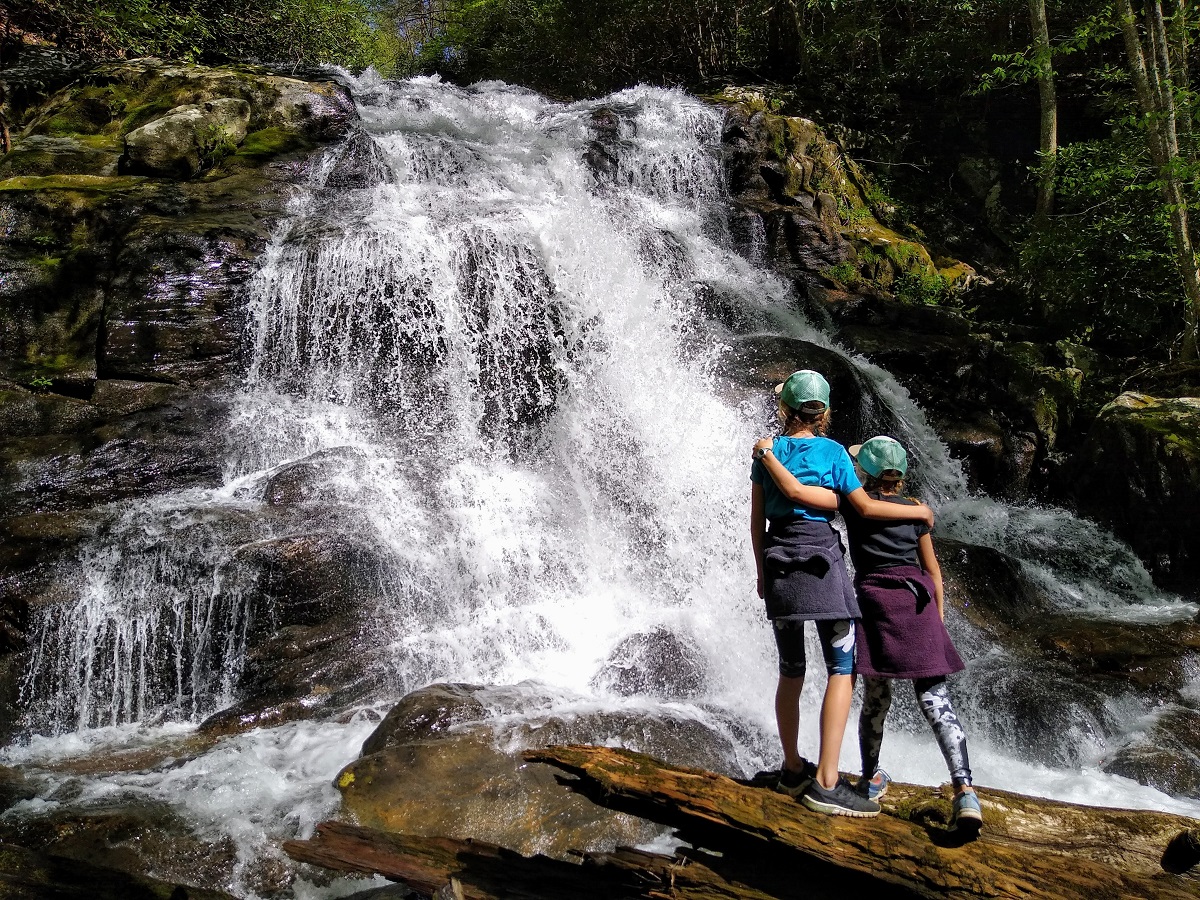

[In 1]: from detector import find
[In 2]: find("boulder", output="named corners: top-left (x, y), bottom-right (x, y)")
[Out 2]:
top-left (262, 447), bottom-right (370, 506)
top-left (334, 683), bottom-right (742, 859)
top-left (1103, 705), bottom-right (1200, 800)
top-left (122, 99), bottom-right (251, 179)
top-left (198, 531), bottom-right (390, 735)
top-left (1071, 393), bottom-right (1200, 587)
top-left (0, 842), bottom-right (237, 900)
top-left (591, 628), bottom-right (706, 699)
top-left (0, 801), bottom-right (243, 896)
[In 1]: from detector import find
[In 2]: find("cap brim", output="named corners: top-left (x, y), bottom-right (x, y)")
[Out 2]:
top-left (848, 444), bottom-right (863, 458)
top-left (773, 382), bottom-right (785, 395)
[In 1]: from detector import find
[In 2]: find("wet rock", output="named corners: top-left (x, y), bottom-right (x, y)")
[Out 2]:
top-left (360, 683), bottom-right (488, 755)
top-left (1104, 705), bottom-right (1200, 799)
top-left (0, 803), bottom-right (240, 898)
top-left (837, 307), bottom-right (1084, 498)
top-left (936, 538), bottom-right (1049, 636)
top-left (1, 59), bottom-right (355, 391)
top-left (592, 628), bottom-right (706, 699)
top-left (199, 615), bottom-right (383, 736)
top-left (262, 447), bottom-right (370, 506)
top-left (0, 766), bottom-right (36, 813)
top-left (323, 130), bottom-right (390, 191)
top-left (233, 532), bottom-right (384, 629)
top-left (1072, 393), bottom-right (1200, 587)
top-left (715, 334), bottom-right (904, 451)
top-left (199, 531), bottom-right (390, 735)
top-left (0, 392), bottom-right (229, 516)
top-left (123, 99), bottom-right (251, 178)
top-left (336, 683), bottom-right (743, 859)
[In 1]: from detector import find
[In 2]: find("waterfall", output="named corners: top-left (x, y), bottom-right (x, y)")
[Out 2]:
top-left (13, 73), bottom-right (1200, 850)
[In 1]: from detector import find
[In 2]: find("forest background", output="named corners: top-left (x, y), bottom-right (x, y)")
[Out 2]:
top-left (4, 0), bottom-right (1199, 364)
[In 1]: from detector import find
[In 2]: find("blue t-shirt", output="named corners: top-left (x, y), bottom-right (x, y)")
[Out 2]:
top-left (750, 435), bottom-right (862, 523)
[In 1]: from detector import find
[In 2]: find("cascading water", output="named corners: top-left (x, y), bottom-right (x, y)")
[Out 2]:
top-left (6, 72), bottom-right (1200, 896)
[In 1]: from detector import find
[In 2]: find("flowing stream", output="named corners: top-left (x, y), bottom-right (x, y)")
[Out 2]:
top-left (4, 73), bottom-right (1200, 896)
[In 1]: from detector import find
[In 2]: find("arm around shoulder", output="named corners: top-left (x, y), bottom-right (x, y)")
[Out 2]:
top-left (844, 488), bottom-right (934, 527)
top-left (754, 445), bottom-right (838, 511)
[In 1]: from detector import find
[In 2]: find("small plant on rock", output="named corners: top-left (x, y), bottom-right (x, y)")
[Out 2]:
top-left (198, 123), bottom-right (239, 171)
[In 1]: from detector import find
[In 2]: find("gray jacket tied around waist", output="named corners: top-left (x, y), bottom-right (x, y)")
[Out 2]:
top-left (762, 518), bottom-right (859, 621)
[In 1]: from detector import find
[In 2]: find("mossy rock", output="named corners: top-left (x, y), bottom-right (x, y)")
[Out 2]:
top-left (229, 126), bottom-right (314, 166)
top-left (1073, 392), bottom-right (1200, 585)
top-left (0, 174), bottom-right (148, 194)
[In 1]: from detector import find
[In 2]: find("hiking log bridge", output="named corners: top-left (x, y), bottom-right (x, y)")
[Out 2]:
top-left (284, 744), bottom-right (1200, 899)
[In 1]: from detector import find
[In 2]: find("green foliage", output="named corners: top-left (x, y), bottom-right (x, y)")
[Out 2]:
top-left (197, 123), bottom-right (239, 170)
top-left (825, 260), bottom-right (861, 288)
top-left (6, 0), bottom-right (395, 72)
top-left (27, 375), bottom-right (54, 391)
top-left (894, 271), bottom-right (952, 306)
top-left (1019, 127), bottom-right (1182, 348)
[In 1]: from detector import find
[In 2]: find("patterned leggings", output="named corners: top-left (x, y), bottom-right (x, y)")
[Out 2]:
top-left (859, 676), bottom-right (973, 789)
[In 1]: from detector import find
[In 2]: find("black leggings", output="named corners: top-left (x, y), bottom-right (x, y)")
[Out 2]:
top-left (859, 676), bottom-right (972, 789)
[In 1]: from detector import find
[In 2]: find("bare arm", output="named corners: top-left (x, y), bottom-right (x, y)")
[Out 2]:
top-left (751, 483), bottom-right (767, 599)
top-left (916, 532), bottom-right (945, 620)
top-left (752, 439), bottom-right (838, 511)
top-left (843, 487), bottom-right (934, 528)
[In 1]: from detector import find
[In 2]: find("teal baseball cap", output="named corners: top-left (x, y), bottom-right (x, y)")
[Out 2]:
top-left (774, 370), bottom-right (830, 410)
top-left (849, 435), bottom-right (908, 479)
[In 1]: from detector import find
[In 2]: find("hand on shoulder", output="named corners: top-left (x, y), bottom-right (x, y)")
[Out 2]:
top-left (753, 437), bottom-right (772, 454)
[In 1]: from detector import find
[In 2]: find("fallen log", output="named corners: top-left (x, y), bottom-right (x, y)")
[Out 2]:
top-left (284, 820), bottom-right (786, 900)
top-left (286, 744), bottom-right (1200, 900)
top-left (523, 745), bottom-right (1200, 900)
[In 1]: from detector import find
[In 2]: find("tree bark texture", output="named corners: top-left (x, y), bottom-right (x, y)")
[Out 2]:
top-left (1117, 0), bottom-right (1200, 359)
top-left (1027, 0), bottom-right (1057, 220)
top-left (287, 745), bottom-right (1200, 900)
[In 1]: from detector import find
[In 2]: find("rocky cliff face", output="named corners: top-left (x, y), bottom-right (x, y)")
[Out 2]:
top-left (0, 59), bottom-right (357, 736)
top-left (713, 89), bottom-right (1200, 588)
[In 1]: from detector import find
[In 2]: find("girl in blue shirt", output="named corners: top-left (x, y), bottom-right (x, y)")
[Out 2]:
top-left (750, 370), bottom-right (932, 818)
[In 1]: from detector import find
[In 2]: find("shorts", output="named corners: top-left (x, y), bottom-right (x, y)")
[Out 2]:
top-left (773, 617), bottom-right (855, 678)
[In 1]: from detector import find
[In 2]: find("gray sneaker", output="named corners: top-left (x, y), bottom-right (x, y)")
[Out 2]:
top-left (801, 776), bottom-right (881, 818)
top-left (775, 758), bottom-right (817, 798)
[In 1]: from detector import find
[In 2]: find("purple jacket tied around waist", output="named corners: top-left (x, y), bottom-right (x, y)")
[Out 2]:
top-left (762, 519), bottom-right (859, 621)
top-left (853, 564), bottom-right (964, 679)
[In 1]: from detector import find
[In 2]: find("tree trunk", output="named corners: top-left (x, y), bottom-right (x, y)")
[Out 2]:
top-left (286, 746), bottom-right (1200, 900)
top-left (1117, 0), bottom-right (1200, 359)
top-left (766, 1), bottom-right (802, 80)
top-left (1027, 0), bottom-right (1057, 221)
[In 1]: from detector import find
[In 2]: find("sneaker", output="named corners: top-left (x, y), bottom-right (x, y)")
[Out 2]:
top-left (775, 758), bottom-right (817, 798)
top-left (858, 767), bottom-right (891, 801)
top-left (952, 790), bottom-right (983, 836)
top-left (801, 776), bottom-right (881, 818)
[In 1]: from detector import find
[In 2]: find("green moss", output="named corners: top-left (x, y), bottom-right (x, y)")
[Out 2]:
top-left (0, 174), bottom-right (147, 192)
top-left (120, 98), bottom-right (181, 134)
top-left (825, 260), bottom-right (860, 288)
top-left (233, 127), bottom-right (311, 163)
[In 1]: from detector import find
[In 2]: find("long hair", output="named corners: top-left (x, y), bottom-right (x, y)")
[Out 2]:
top-left (780, 400), bottom-right (831, 437)
top-left (861, 472), bottom-right (904, 495)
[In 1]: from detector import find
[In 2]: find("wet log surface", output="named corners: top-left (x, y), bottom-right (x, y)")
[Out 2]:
top-left (285, 745), bottom-right (1200, 900)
